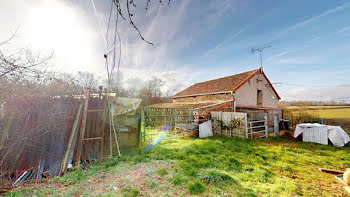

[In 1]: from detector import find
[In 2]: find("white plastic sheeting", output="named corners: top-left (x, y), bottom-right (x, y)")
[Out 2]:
top-left (109, 97), bottom-right (142, 116)
top-left (294, 123), bottom-right (350, 147)
top-left (199, 120), bottom-right (213, 138)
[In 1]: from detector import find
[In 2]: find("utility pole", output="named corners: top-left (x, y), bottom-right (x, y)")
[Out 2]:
top-left (251, 45), bottom-right (271, 68)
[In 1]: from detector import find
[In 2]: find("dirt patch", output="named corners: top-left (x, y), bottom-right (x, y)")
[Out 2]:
top-left (85, 161), bottom-right (178, 196)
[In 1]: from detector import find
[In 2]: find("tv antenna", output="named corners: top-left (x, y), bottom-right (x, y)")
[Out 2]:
top-left (251, 45), bottom-right (271, 69)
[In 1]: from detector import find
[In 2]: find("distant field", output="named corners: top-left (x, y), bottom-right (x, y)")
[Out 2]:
top-left (284, 106), bottom-right (350, 109)
top-left (281, 106), bottom-right (350, 133)
top-left (282, 106), bottom-right (350, 120)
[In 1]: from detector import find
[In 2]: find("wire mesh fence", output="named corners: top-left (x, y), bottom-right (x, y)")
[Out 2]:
top-left (141, 108), bottom-right (203, 146)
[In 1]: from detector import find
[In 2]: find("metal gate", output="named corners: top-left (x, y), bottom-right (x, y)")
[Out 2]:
top-left (141, 108), bottom-right (208, 146)
top-left (246, 112), bottom-right (268, 138)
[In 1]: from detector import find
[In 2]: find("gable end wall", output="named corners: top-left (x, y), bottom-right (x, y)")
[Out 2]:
top-left (235, 73), bottom-right (279, 108)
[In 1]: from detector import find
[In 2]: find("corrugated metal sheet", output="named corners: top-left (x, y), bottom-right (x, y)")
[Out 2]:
top-left (302, 126), bottom-right (328, 145)
top-left (294, 123), bottom-right (350, 146)
top-left (199, 120), bottom-right (213, 138)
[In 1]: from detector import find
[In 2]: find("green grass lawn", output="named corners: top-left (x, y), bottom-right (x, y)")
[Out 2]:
top-left (6, 136), bottom-right (350, 196)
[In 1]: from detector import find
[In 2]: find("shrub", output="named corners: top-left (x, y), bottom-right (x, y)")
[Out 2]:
top-left (199, 169), bottom-right (235, 185)
top-left (187, 180), bottom-right (206, 194)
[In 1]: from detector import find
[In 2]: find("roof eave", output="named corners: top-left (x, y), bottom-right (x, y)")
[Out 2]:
top-left (171, 91), bottom-right (234, 99)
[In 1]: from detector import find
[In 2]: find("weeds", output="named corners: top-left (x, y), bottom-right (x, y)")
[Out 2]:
top-left (147, 180), bottom-right (159, 189)
top-left (157, 168), bottom-right (168, 175)
top-left (122, 186), bottom-right (140, 197)
top-left (199, 169), bottom-right (235, 185)
top-left (50, 168), bottom-right (87, 184)
top-left (187, 180), bottom-right (206, 194)
top-left (171, 174), bottom-right (187, 185)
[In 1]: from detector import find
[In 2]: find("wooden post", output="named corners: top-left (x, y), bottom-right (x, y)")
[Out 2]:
top-left (291, 113), bottom-right (294, 130)
top-left (230, 112), bottom-right (232, 138)
top-left (138, 109), bottom-right (142, 147)
top-left (274, 114), bottom-right (279, 137)
top-left (264, 113), bottom-right (268, 138)
top-left (99, 89), bottom-right (108, 164)
top-left (59, 104), bottom-right (83, 176)
top-left (75, 89), bottom-right (90, 170)
top-left (143, 107), bottom-right (146, 143)
top-left (109, 104), bottom-right (113, 158)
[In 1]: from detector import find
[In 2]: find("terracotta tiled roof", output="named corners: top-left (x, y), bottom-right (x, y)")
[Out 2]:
top-left (173, 68), bottom-right (260, 98)
top-left (147, 102), bottom-right (218, 109)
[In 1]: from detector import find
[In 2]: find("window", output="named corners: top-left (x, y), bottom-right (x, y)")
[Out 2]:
top-left (257, 90), bottom-right (262, 106)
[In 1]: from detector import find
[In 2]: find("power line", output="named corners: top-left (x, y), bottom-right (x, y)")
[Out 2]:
top-left (272, 82), bottom-right (350, 88)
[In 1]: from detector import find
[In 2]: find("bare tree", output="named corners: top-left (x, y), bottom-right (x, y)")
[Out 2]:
top-left (76, 71), bottom-right (98, 92)
top-left (0, 32), bottom-right (53, 80)
top-left (103, 0), bottom-right (171, 88)
top-left (138, 77), bottom-right (168, 105)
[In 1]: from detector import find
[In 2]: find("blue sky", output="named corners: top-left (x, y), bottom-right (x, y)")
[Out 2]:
top-left (1, 0), bottom-right (349, 101)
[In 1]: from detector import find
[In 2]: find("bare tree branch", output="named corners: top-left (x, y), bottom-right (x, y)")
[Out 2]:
top-left (0, 34), bottom-right (53, 80)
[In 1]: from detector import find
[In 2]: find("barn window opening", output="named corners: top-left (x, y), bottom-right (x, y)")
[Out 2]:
top-left (257, 90), bottom-right (262, 106)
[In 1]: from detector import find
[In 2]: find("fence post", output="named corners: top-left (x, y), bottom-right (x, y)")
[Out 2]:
top-left (250, 122), bottom-right (253, 138)
top-left (143, 107), bottom-right (146, 143)
top-left (230, 112), bottom-right (232, 138)
top-left (264, 113), bottom-right (268, 138)
top-left (220, 111), bottom-right (223, 135)
top-left (244, 113), bottom-right (248, 138)
top-left (291, 113), bottom-right (294, 130)
top-left (274, 114), bottom-right (279, 137)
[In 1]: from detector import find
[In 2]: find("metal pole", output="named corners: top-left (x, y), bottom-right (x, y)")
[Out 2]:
top-left (260, 51), bottom-right (263, 68)
top-left (109, 105), bottom-right (113, 158)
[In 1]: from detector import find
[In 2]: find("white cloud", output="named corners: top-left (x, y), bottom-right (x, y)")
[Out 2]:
top-left (270, 57), bottom-right (318, 65)
top-left (268, 1), bottom-right (350, 42)
top-left (266, 50), bottom-right (295, 62)
top-left (100, 0), bottom-right (236, 94)
top-left (280, 85), bottom-right (350, 102)
top-left (337, 25), bottom-right (350, 33)
top-left (0, 0), bottom-right (104, 76)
